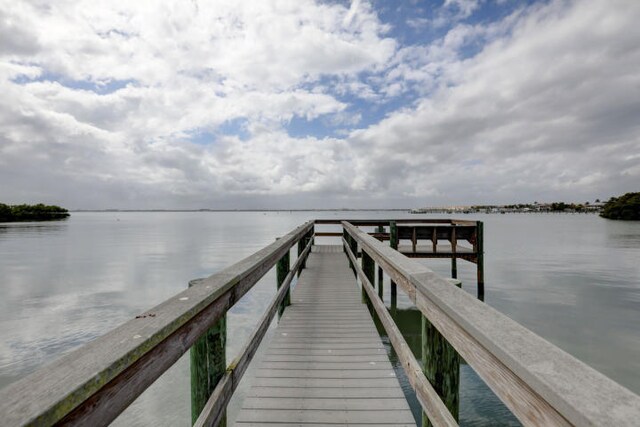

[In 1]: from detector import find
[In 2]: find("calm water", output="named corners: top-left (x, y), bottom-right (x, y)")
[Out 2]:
top-left (0, 212), bottom-right (638, 426)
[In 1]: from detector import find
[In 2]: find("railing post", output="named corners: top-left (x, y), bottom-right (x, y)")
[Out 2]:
top-left (349, 234), bottom-right (358, 277)
top-left (389, 221), bottom-right (398, 300)
top-left (298, 233), bottom-right (308, 275)
top-left (305, 228), bottom-right (313, 266)
top-left (344, 228), bottom-right (354, 270)
top-left (476, 221), bottom-right (484, 301)
top-left (277, 250), bottom-right (291, 317)
top-left (421, 279), bottom-right (461, 427)
top-left (189, 281), bottom-right (226, 426)
top-left (362, 249), bottom-right (375, 304)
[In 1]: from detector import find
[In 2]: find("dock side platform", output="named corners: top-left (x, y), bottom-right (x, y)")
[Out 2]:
top-left (235, 245), bottom-right (414, 426)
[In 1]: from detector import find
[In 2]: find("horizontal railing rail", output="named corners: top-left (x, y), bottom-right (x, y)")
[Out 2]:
top-left (0, 221), bottom-right (314, 426)
top-left (342, 221), bottom-right (640, 427)
top-left (342, 235), bottom-right (458, 427)
top-left (314, 218), bottom-right (475, 226)
top-left (193, 235), bottom-right (313, 427)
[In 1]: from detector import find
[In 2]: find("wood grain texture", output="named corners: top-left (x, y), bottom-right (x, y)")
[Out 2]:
top-left (235, 245), bottom-right (414, 426)
top-left (343, 221), bottom-right (640, 427)
top-left (343, 239), bottom-right (458, 427)
top-left (193, 238), bottom-right (314, 427)
top-left (0, 222), bottom-right (313, 426)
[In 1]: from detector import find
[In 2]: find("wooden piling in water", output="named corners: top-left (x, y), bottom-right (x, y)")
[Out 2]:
top-left (389, 221), bottom-right (398, 299)
top-left (476, 221), bottom-right (484, 300)
top-left (376, 225), bottom-right (384, 298)
top-left (190, 279), bottom-right (226, 426)
top-left (451, 225), bottom-right (457, 279)
top-left (277, 250), bottom-right (291, 317)
top-left (421, 279), bottom-right (461, 427)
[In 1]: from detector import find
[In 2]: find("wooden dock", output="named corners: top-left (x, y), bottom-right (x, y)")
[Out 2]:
top-left (1, 219), bottom-right (639, 427)
top-left (235, 245), bottom-right (414, 426)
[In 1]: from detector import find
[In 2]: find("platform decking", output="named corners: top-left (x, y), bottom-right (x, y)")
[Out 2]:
top-left (235, 245), bottom-right (414, 426)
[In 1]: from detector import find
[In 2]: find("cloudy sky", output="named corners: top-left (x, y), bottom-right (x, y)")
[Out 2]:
top-left (1, 0), bottom-right (638, 209)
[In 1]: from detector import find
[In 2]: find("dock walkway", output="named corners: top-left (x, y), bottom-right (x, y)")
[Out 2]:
top-left (235, 245), bottom-right (414, 426)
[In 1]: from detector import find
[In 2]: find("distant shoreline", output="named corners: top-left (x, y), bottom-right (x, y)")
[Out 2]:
top-left (71, 208), bottom-right (411, 212)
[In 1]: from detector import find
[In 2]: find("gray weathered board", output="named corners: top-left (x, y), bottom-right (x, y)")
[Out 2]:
top-left (235, 245), bottom-right (414, 426)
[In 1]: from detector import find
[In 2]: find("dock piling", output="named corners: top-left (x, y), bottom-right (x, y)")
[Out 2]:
top-left (376, 225), bottom-right (384, 298)
top-left (476, 221), bottom-right (484, 300)
top-left (451, 225), bottom-right (458, 279)
top-left (189, 280), bottom-right (226, 426)
top-left (421, 279), bottom-right (461, 427)
top-left (389, 221), bottom-right (398, 299)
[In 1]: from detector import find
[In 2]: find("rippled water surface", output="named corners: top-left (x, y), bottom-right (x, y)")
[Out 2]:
top-left (0, 212), bottom-right (638, 425)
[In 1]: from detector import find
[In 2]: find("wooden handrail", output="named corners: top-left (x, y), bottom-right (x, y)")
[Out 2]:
top-left (314, 219), bottom-right (457, 225)
top-left (342, 221), bottom-right (640, 427)
top-left (193, 236), bottom-right (313, 427)
top-left (342, 236), bottom-right (458, 427)
top-left (0, 221), bottom-right (313, 426)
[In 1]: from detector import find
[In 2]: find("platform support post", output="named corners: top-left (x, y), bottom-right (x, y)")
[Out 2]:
top-left (421, 279), bottom-right (461, 427)
top-left (476, 221), bottom-right (484, 301)
top-left (389, 221), bottom-right (398, 299)
top-left (376, 226), bottom-right (384, 298)
top-left (451, 225), bottom-right (457, 279)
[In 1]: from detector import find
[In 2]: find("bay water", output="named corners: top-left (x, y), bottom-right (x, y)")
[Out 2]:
top-left (0, 211), bottom-right (638, 425)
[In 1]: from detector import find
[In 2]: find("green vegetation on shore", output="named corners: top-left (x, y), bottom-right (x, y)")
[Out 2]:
top-left (0, 203), bottom-right (70, 222)
top-left (600, 192), bottom-right (640, 220)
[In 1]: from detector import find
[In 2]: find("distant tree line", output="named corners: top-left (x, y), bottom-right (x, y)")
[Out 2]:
top-left (497, 202), bottom-right (591, 211)
top-left (0, 203), bottom-right (70, 222)
top-left (600, 192), bottom-right (640, 220)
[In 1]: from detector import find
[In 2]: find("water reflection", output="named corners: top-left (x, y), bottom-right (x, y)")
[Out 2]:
top-left (0, 212), bottom-right (638, 426)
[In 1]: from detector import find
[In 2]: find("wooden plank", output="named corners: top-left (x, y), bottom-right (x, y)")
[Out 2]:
top-left (258, 361), bottom-right (393, 370)
top-left (236, 247), bottom-right (413, 425)
top-left (268, 343), bottom-right (385, 350)
top-left (247, 377), bottom-right (402, 389)
top-left (255, 369), bottom-right (396, 379)
top-left (242, 397), bottom-right (409, 410)
top-left (236, 409), bottom-right (415, 424)
top-left (267, 348), bottom-right (386, 356)
top-left (343, 221), bottom-right (640, 427)
top-left (261, 354), bottom-right (391, 362)
top-left (345, 240), bottom-right (458, 427)
top-left (236, 424), bottom-right (415, 427)
top-left (247, 387), bottom-right (405, 399)
top-left (193, 237), bottom-right (314, 427)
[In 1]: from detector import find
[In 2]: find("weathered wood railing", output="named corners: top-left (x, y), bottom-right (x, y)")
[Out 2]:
top-left (342, 221), bottom-right (640, 426)
top-left (0, 221), bottom-right (314, 426)
top-left (316, 219), bottom-right (484, 297)
top-left (2, 218), bottom-right (639, 426)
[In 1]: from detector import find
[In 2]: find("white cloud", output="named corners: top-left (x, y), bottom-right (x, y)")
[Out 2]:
top-left (0, 0), bottom-right (638, 208)
top-left (347, 0), bottom-right (640, 203)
